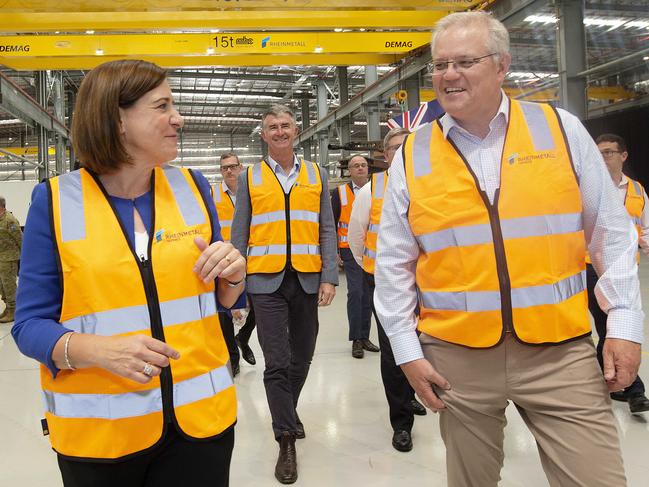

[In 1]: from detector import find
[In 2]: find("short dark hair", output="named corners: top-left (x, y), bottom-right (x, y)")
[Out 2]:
top-left (596, 133), bottom-right (627, 153)
top-left (0, 196), bottom-right (5, 209)
top-left (219, 153), bottom-right (240, 164)
top-left (71, 60), bottom-right (167, 174)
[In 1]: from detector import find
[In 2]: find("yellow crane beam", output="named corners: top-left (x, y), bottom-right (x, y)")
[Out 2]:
top-left (420, 86), bottom-right (636, 102)
top-left (0, 10), bottom-right (451, 32)
top-left (0, 32), bottom-right (430, 69)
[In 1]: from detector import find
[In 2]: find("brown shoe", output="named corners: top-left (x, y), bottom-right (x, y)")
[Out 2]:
top-left (274, 432), bottom-right (297, 484)
top-left (352, 340), bottom-right (364, 359)
top-left (0, 307), bottom-right (14, 323)
top-left (361, 338), bottom-right (380, 353)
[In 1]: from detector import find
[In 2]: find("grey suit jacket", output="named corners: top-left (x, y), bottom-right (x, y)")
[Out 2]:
top-left (231, 160), bottom-right (339, 295)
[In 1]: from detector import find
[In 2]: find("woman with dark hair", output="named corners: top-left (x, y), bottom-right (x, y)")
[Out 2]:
top-left (12, 59), bottom-right (244, 486)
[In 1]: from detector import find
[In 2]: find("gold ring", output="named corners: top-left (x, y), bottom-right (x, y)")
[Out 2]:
top-left (224, 256), bottom-right (231, 264)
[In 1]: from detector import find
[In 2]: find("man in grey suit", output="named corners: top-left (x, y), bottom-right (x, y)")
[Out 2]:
top-left (231, 104), bottom-right (338, 485)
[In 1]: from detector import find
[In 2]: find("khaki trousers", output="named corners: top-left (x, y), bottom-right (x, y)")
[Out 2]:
top-left (421, 333), bottom-right (626, 487)
top-left (0, 260), bottom-right (18, 308)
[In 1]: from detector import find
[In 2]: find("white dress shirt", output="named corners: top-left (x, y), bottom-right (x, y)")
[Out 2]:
top-left (375, 93), bottom-right (644, 365)
top-left (222, 181), bottom-right (237, 206)
top-left (349, 182), bottom-right (373, 267)
top-left (615, 174), bottom-right (649, 255)
top-left (266, 154), bottom-right (301, 194)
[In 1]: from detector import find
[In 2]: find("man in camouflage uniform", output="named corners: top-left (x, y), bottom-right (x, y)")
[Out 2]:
top-left (0, 196), bottom-right (22, 323)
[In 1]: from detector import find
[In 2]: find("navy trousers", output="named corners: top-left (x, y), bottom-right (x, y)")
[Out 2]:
top-left (340, 247), bottom-right (372, 341)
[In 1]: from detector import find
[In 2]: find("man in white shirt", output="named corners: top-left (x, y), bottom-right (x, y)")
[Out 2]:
top-left (331, 155), bottom-right (377, 358)
top-left (348, 128), bottom-right (427, 453)
top-left (590, 133), bottom-right (649, 413)
top-left (375, 11), bottom-right (641, 486)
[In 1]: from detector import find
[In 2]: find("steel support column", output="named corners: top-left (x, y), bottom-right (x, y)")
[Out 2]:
top-left (301, 100), bottom-right (312, 161)
top-left (336, 66), bottom-right (351, 159)
top-left (556, 0), bottom-right (587, 119)
top-left (316, 80), bottom-right (329, 167)
top-left (53, 71), bottom-right (66, 175)
top-left (405, 73), bottom-right (421, 110)
top-left (36, 71), bottom-right (49, 181)
top-left (364, 66), bottom-right (381, 142)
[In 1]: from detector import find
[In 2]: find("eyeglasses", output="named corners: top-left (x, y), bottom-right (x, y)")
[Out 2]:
top-left (599, 150), bottom-right (622, 158)
top-left (220, 163), bottom-right (241, 171)
top-left (349, 163), bottom-right (368, 169)
top-left (429, 53), bottom-right (497, 75)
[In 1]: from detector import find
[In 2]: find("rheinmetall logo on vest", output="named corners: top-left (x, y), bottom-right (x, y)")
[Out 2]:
top-left (156, 228), bottom-right (201, 243)
top-left (508, 152), bottom-right (555, 165)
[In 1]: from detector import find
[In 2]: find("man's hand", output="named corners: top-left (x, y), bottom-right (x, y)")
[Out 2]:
top-left (400, 358), bottom-right (451, 412)
top-left (318, 282), bottom-right (336, 306)
top-left (602, 338), bottom-right (641, 392)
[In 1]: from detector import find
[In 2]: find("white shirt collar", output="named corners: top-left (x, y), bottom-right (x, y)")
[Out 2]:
top-left (617, 174), bottom-right (629, 188)
top-left (267, 154), bottom-right (300, 175)
top-left (221, 181), bottom-right (236, 196)
top-left (440, 90), bottom-right (509, 140)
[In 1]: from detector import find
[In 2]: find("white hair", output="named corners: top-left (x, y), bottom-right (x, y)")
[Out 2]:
top-left (431, 11), bottom-right (510, 60)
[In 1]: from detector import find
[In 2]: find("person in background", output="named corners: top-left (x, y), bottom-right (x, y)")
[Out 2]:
top-left (231, 104), bottom-right (337, 485)
top-left (0, 195), bottom-right (22, 323)
top-left (12, 59), bottom-right (245, 487)
top-left (590, 133), bottom-right (649, 413)
top-left (331, 154), bottom-right (376, 359)
top-left (348, 127), bottom-right (426, 454)
top-left (213, 152), bottom-right (257, 376)
top-left (375, 12), bottom-right (642, 486)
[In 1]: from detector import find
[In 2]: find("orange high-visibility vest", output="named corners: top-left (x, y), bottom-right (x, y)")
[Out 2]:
top-left (45, 166), bottom-right (236, 460)
top-left (363, 171), bottom-right (388, 275)
top-left (337, 183), bottom-right (355, 249)
top-left (212, 182), bottom-right (235, 242)
top-left (586, 176), bottom-right (644, 264)
top-left (403, 99), bottom-right (589, 347)
top-left (246, 160), bottom-right (322, 274)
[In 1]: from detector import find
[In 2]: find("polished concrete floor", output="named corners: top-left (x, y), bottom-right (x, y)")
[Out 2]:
top-left (1, 264), bottom-right (649, 486)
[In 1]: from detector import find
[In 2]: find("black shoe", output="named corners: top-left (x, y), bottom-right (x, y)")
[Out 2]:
top-left (361, 339), bottom-right (380, 352)
top-left (232, 362), bottom-right (240, 377)
top-left (295, 414), bottom-right (305, 439)
top-left (391, 430), bottom-right (413, 452)
top-left (236, 335), bottom-right (256, 365)
top-left (610, 391), bottom-right (628, 402)
top-left (275, 432), bottom-right (298, 484)
top-left (411, 399), bottom-right (427, 416)
top-left (352, 340), bottom-right (364, 359)
top-left (628, 394), bottom-right (649, 414)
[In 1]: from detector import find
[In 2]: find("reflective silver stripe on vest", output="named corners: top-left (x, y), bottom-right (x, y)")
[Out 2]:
top-left (631, 179), bottom-right (642, 196)
top-left (247, 244), bottom-right (320, 257)
top-left (162, 166), bottom-right (205, 227)
top-left (420, 270), bottom-right (585, 312)
top-left (42, 364), bottom-right (233, 420)
top-left (338, 222), bottom-right (349, 229)
top-left (160, 292), bottom-right (217, 327)
top-left (58, 171), bottom-right (86, 242)
top-left (412, 128), bottom-right (433, 178)
top-left (368, 223), bottom-right (380, 233)
top-left (250, 210), bottom-right (285, 226)
top-left (338, 236), bottom-right (348, 242)
top-left (213, 185), bottom-right (222, 203)
top-left (633, 216), bottom-right (642, 226)
top-left (219, 220), bottom-right (232, 228)
top-left (519, 101), bottom-right (555, 152)
top-left (290, 210), bottom-right (319, 223)
top-left (305, 161), bottom-right (317, 184)
top-left (248, 244), bottom-right (285, 256)
top-left (373, 171), bottom-right (386, 199)
top-left (173, 364), bottom-right (234, 408)
top-left (416, 213), bottom-right (582, 254)
top-left (363, 248), bottom-right (376, 259)
top-left (339, 185), bottom-right (348, 205)
top-left (251, 163), bottom-right (263, 186)
top-left (62, 292), bottom-right (217, 336)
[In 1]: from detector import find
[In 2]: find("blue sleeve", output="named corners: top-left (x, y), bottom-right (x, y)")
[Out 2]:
top-left (193, 170), bottom-right (245, 310)
top-left (12, 183), bottom-right (70, 377)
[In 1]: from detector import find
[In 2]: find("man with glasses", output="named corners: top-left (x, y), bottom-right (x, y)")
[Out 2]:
top-left (589, 134), bottom-right (649, 413)
top-left (375, 11), bottom-right (641, 486)
top-left (348, 128), bottom-right (427, 453)
top-left (331, 154), bottom-right (377, 358)
top-left (231, 104), bottom-right (337, 484)
top-left (213, 153), bottom-right (257, 376)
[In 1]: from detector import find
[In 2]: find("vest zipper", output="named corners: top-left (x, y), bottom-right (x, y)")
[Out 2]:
top-left (138, 256), bottom-right (174, 424)
top-left (284, 191), bottom-right (292, 270)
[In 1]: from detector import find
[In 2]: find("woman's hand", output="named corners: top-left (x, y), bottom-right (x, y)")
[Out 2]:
top-left (193, 237), bottom-right (246, 284)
